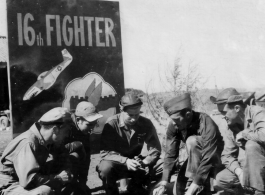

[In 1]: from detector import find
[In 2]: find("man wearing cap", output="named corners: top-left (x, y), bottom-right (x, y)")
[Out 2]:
top-left (153, 93), bottom-right (224, 195)
top-left (210, 89), bottom-right (256, 194)
top-left (216, 94), bottom-right (265, 195)
top-left (210, 88), bottom-right (242, 137)
top-left (0, 107), bottom-right (73, 195)
top-left (62, 101), bottom-right (103, 194)
top-left (97, 92), bottom-right (162, 195)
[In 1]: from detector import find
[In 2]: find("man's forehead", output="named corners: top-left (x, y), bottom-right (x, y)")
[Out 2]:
top-left (217, 103), bottom-right (226, 113)
top-left (223, 104), bottom-right (233, 112)
top-left (125, 106), bottom-right (141, 113)
top-left (170, 112), bottom-right (181, 119)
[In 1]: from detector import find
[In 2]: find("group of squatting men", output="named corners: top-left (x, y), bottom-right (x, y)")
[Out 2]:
top-left (0, 88), bottom-right (265, 195)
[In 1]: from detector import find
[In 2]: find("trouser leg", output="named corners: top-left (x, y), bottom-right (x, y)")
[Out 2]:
top-left (185, 136), bottom-right (202, 179)
top-left (175, 136), bottom-right (213, 195)
top-left (213, 168), bottom-right (243, 194)
top-left (44, 152), bottom-right (87, 195)
top-left (3, 183), bottom-right (54, 195)
top-left (175, 160), bottom-right (189, 195)
top-left (97, 160), bottom-right (129, 195)
top-left (244, 140), bottom-right (265, 193)
top-left (149, 158), bottom-right (164, 182)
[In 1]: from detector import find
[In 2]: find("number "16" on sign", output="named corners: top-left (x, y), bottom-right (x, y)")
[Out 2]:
top-left (17, 13), bottom-right (43, 46)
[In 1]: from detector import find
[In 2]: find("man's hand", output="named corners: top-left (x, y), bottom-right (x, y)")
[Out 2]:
top-left (153, 185), bottom-right (166, 195)
top-left (134, 156), bottom-right (148, 168)
top-left (236, 132), bottom-right (246, 147)
top-left (235, 168), bottom-right (244, 186)
top-left (185, 182), bottom-right (203, 195)
top-left (153, 182), bottom-right (167, 195)
top-left (126, 159), bottom-right (141, 171)
top-left (57, 170), bottom-right (73, 184)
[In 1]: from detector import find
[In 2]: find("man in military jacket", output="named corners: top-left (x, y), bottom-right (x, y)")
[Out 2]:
top-left (153, 93), bottom-right (224, 195)
top-left (0, 107), bottom-right (73, 195)
top-left (62, 101), bottom-right (102, 194)
top-left (97, 92), bottom-right (162, 195)
top-left (211, 89), bottom-right (255, 194)
top-left (215, 94), bottom-right (265, 195)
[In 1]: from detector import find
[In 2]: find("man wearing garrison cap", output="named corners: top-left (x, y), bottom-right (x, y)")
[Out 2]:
top-left (153, 93), bottom-right (224, 195)
top-left (0, 107), bottom-right (73, 195)
top-left (97, 92), bottom-right (162, 195)
top-left (215, 94), bottom-right (265, 195)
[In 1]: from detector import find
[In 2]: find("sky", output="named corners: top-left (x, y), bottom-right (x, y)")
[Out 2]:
top-left (1, 0), bottom-right (265, 92)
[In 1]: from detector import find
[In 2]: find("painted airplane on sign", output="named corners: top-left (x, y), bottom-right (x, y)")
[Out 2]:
top-left (23, 49), bottom-right (73, 101)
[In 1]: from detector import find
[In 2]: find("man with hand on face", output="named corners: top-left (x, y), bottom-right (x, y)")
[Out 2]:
top-left (97, 92), bottom-right (162, 195)
top-left (63, 101), bottom-right (103, 194)
top-left (0, 107), bottom-right (73, 195)
top-left (153, 93), bottom-right (224, 195)
top-left (216, 94), bottom-right (265, 195)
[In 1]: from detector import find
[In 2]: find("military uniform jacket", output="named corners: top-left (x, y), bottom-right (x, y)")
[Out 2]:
top-left (162, 111), bottom-right (224, 185)
top-left (241, 105), bottom-right (265, 144)
top-left (62, 114), bottom-right (91, 183)
top-left (221, 125), bottom-right (246, 174)
top-left (100, 113), bottom-right (161, 165)
top-left (0, 123), bottom-right (61, 190)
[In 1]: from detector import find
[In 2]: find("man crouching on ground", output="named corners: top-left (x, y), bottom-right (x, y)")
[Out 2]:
top-left (0, 107), bottom-right (73, 195)
top-left (153, 93), bottom-right (224, 195)
top-left (62, 101), bottom-right (103, 194)
top-left (97, 92), bottom-right (163, 195)
top-left (216, 95), bottom-right (265, 195)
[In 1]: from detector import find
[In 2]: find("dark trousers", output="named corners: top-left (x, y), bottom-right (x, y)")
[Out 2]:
top-left (44, 151), bottom-right (90, 195)
top-left (214, 140), bottom-right (265, 195)
top-left (175, 136), bottom-right (221, 195)
top-left (97, 159), bottom-right (163, 195)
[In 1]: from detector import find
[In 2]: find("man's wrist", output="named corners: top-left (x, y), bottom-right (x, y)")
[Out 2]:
top-left (54, 174), bottom-right (63, 184)
top-left (160, 181), bottom-right (168, 186)
top-left (235, 168), bottom-right (243, 176)
top-left (142, 159), bottom-right (149, 165)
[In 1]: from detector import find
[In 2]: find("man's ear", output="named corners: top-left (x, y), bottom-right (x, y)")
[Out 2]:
top-left (234, 105), bottom-right (241, 113)
top-left (76, 117), bottom-right (82, 124)
top-left (53, 126), bottom-right (59, 135)
top-left (185, 111), bottom-right (192, 119)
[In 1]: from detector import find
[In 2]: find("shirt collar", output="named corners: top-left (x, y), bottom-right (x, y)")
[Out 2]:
top-left (29, 123), bottom-right (46, 146)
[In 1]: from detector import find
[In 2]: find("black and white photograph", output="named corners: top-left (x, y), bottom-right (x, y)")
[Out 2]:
top-left (0, 0), bottom-right (265, 195)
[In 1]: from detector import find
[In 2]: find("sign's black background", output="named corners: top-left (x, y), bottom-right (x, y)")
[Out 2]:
top-left (7, 0), bottom-right (124, 137)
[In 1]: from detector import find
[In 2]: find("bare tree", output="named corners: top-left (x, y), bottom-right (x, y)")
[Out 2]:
top-left (145, 54), bottom-right (206, 127)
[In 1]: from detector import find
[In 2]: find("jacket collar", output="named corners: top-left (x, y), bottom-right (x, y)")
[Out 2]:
top-left (71, 113), bottom-right (80, 130)
top-left (29, 123), bottom-right (46, 146)
top-left (244, 105), bottom-right (251, 122)
top-left (244, 105), bottom-right (252, 129)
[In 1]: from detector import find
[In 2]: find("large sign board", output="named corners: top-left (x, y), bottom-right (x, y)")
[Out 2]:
top-left (7, 0), bottom-right (124, 136)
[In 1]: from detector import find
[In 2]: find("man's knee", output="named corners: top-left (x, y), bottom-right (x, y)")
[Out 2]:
top-left (213, 169), bottom-right (242, 194)
top-left (213, 170), bottom-right (226, 191)
top-left (97, 160), bottom-right (115, 179)
top-left (186, 136), bottom-right (197, 151)
top-left (245, 140), bottom-right (261, 155)
top-left (65, 141), bottom-right (86, 160)
top-left (30, 185), bottom-right (55, 195)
